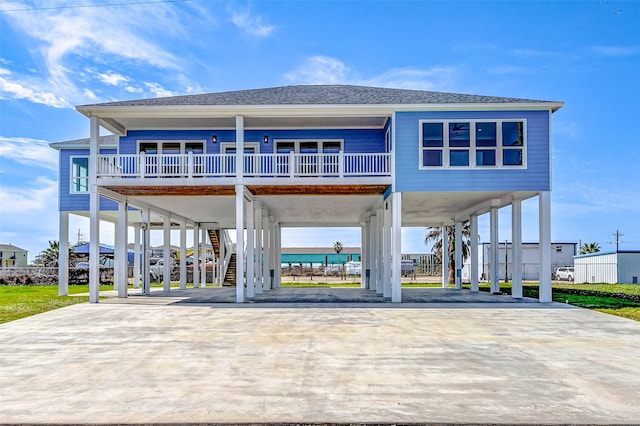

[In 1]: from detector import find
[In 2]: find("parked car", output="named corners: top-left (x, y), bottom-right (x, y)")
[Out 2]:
top-left (150, 258), bottom-right (177, 281)
top-left (554, 266), bottom-right (574, 281)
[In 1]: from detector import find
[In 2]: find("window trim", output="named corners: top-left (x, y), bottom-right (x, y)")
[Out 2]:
top-left (136, 140), bottom-right (207, 155)
top-left (418, 119), bottom-right (527, 170)
top-left (220, 142), bottom-right (261, 154)
top-left (70, 156), bottom-right (89, 194)
top-left (273, 139), bottom-right (345, 153)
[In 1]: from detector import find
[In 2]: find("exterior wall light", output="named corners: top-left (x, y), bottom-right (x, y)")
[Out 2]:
top-left (212, 135), bottom-right (217, 143)
top-left (263, 135), bottom-right (269, 144)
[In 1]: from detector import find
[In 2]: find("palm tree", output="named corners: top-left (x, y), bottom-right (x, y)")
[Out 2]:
top-left (36, 240), bottom-right (79, 267)
top-left (425, 222), bottom-right (472, 284)
top-left (37, 240), bottom-right (60, 267)
top-left (579, 242), bottom-right (601, 255)
top-left (333, 241), bottom-right (344, 273)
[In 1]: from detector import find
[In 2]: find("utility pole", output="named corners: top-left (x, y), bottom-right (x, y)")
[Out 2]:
top-left (76, 229), bottom-right (83, 245)
top-left (612, 230), bottom-right (624, 252)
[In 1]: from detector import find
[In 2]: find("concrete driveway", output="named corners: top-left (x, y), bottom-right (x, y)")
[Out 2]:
top-left (1, 288), bottom-right (639, 424)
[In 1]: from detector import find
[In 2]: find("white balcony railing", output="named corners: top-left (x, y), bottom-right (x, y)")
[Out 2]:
top-left (97, 152), bottom-right (391, 179)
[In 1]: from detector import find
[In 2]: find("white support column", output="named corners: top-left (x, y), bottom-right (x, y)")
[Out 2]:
top-left (454, 220), bottom-right (462, 290)
top-left (490, 206), bottom-right (500, 294)
top-left (142, 210), bottom-right (151, 295)
top-left (200, 228), bottom-right (207, 288)
top-left (58, 211), bottom-right (69, 296)
top-left (236, 115), bottom-right (244, 181)
top-left (512, 200), bottom-right (523, 299)
top-left (179, 221), bottom-right (187, 290)
top-left (235, 184), bottom-right (245, 303)
top-left (163, 215), bottom-right (171, 292)
top-left (133, 225), bottom-right (141, 289)
top-left (88, 116), bottom-right (100, 304)
top-left (193, 224), bottom-right (200, 288)
top-left (262, 211), bottom-right (270, 291)
top-left (254, 201), bottom-right (263, 294)
top-left (441, 226), bottom-right (448, 288)
top-left (275, 222), bottom-right (282, 288)
top-left (470, 213), bottom-right (479, 292)
top-left (383, 199), bottom-right (392, 298)
top-left (369, 213), bottom-right (378, 292)
top-left (391, 192), bottom-right (402, 303)
top-left (116, 200), bottom-right (128, 298)
top-left (539, 192), bottom-right (552, 302)
top-left (246, 196), bottom-right (255, 299)
top-left (376, 207), bottom-right (384, 295)
top-left (360, 220), bottom-right (368, 289)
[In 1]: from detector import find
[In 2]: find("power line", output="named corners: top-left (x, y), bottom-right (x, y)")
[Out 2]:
top-left (1, 0), bottom-right (197, 13)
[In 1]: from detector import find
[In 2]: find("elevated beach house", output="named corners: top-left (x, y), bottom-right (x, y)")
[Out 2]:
top-left (50, 85), bottom-right (563, 303)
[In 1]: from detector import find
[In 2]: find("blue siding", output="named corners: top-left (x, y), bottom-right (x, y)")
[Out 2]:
top-left (394, 110), bottom-right (551, 192)
top-left (120, 129), bottom-right (386, 154)
top-left (59, 148), bottom-right (118, 212)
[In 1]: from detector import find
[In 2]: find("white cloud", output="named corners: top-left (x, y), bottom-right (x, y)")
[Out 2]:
top-left (364, 67), bottom-right (459, 91)
top-left (83, 88), bottom-right (98, 100)
top-left (0, 0), bottom-right (193, 107)
top-left (0, 176), bottom-right (60, 261)
top-left (0, 176), bottom-right (57, 214)
top-left (143, 82), bottom-right (176, 98)
top-left (0, 136), bottom-right (59, 171)
top-left (96, 71), bottom-right (131, 86)
top-left (0, 71), bottom-right (71, 108)
top-left (125, 86), bottom-right (144, 94)
top-left (285, 56), bottom-right (352, 84)
top-left (589, 45), bottom-right (639, 57)
top-left (231, 8), bottom-right (275, 37)
top-left (285, 56), bottom-right (459, 91)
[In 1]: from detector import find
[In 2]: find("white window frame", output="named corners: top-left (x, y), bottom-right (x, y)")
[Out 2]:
top-left (418, 119), bottom-right (527, 169)
top-left (220, 142), bottom-right (260, 154)
top-left (136, 140), bottom-right (207, 154)
top-left (273, 139), bottom-right (344, 153)
top-left (70, 156), bottom-right (89, 194)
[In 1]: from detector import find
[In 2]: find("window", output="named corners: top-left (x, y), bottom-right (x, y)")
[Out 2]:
top-left (419, 119), bottom-right (526, 169)
top-left (138, 140), bottom-right (205, 176)
top-left (71, 157), bottom-right (89, 193)
top-left (274, 140), bottom-right (344, 176)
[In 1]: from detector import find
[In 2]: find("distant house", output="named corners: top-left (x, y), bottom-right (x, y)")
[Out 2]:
top-left (49, 84), bottom-right (563, 303)
top-left (0, 244), bottom-right (28, 267)
top-left (465, 242), bottom-right (577, 281)
top-left (574, 251), bottom-right (640, 284)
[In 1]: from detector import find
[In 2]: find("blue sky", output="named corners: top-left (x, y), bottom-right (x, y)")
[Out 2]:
top-left (1, 0), bottom-right (639, 261)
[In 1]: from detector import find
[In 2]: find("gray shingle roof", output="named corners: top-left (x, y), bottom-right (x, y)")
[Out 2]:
top-left (78, 85), bottom-right (558, 108)
top-left (49, 135), bottom-right (118, 149)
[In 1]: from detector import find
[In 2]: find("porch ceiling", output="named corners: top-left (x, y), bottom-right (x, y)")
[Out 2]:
top-left (92, 188), bottom-right (538, 229)
top-left (401, 191), bottom-right (539, 226)
top-left (101, 115), bottom-right (389, 133)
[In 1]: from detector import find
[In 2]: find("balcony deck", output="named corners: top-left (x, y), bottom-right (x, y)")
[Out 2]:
top-left (98, 152), bottom-right (391, 180)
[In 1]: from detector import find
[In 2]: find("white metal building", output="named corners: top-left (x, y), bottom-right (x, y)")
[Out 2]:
top-left (574, 251), bottom-right (640, 284)
top-left (462, 242), bottom-right (577, 282)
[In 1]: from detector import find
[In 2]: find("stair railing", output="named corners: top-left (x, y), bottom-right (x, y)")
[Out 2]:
top-left (221, 229), bottom-right (233, 282)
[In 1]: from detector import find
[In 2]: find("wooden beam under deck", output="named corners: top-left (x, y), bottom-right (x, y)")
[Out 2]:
top-left (249, 184), bottom-right (390, 196)
top-left (103, 185), bottom-right (236, 196)
top-left (103, 184), bottom-right (390, 197)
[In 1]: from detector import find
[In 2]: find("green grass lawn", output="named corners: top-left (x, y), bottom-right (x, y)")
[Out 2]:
top-left (0, 285), bottom-right (111, 324)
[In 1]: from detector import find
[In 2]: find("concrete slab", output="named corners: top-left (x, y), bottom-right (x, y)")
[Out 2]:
top-left (1, 292), bottom-right (639, 424)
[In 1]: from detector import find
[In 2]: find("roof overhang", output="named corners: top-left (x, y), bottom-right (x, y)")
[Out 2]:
top-left (76, 102), bottom-right (564, 136)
